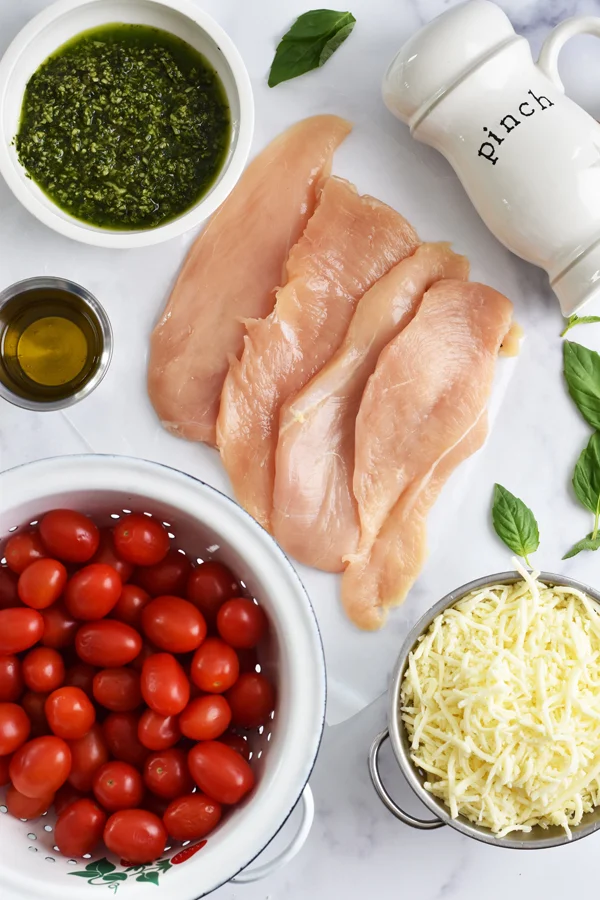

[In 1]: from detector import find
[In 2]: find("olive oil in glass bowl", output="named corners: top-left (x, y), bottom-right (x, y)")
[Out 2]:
top-left (0, 277), bottom-right (112, 410)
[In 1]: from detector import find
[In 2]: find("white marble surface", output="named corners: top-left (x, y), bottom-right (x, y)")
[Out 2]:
top-left (0, 0), bottom-right (545, 727)
top-left (4, 0), bottom-right (600, 896)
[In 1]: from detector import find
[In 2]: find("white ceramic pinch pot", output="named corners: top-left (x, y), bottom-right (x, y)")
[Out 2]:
top-left (383, 0), bottom-right (600, 317)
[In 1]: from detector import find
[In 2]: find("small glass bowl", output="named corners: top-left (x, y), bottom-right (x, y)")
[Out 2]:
top-left (0, 276), bottom-right (113, 411)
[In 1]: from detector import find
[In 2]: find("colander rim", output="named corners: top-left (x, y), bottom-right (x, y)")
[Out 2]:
top-left (0, 453), bottom-right (326, 897)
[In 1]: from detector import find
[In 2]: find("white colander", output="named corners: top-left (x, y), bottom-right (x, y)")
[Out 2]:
top-left (0, 455), bottom-right (326, 899)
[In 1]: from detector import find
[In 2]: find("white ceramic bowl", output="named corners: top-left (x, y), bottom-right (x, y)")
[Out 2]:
top-left (0, 455), bottom-right (325, 899)
top-left (0, 0), bottom-right (254, 248)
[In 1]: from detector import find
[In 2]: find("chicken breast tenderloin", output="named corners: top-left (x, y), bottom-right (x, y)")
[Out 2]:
top-left (342, 279), bottom-right (513, 630)
top-left (272, 243), bottom-right (469, 572)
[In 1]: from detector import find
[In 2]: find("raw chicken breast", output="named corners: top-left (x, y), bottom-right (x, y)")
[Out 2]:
top-left (148, 115), bottom-right (352, 445)
top-left (217, 176), bottom-right (421, 530)
top-left (343, 417), bottom-right (488, 630)
top-left (342, 279), bottom-right (513, 630)
top-left (271, 243), bottom-right (469, 572)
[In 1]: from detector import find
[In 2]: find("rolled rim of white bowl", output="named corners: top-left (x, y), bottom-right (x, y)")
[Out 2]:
top-left (0, 0), bottom-right (255, 248)
top-left (0, 455), bottom-right (326, 899)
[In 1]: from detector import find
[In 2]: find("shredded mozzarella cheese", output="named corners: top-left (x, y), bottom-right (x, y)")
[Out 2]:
top-left (400, 569), bottom-right (600, 837)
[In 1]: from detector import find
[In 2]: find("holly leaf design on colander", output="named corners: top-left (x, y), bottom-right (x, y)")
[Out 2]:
top-left (155, 859), bottom-right (173, 873)
top-left (69, 858), bottom-right (123, 887)
top-left (93, 859), bottom-right (116, 875)
top-left (69, 855), bottom-right (171, 889)
top-left (136, 871), bottom-right (160, 886)
top-left (70, 858), bottom-right (114, 879)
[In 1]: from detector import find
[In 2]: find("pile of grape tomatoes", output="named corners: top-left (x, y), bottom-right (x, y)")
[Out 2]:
top-left (0, 509), bottom-right (275, 865)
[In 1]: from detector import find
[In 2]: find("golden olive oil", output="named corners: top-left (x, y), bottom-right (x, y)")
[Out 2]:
top-left (14, 317), bottom-right (88, 386)
top-left (0, 287), bottom-right (104, 403)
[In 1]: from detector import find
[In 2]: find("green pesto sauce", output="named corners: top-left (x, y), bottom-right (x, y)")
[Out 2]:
top-left (15, 24), bottom-right (231, 230)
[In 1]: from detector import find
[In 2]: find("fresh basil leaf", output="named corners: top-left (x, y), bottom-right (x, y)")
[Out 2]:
top-left (572, 431), bottom-right (600, 514)
top-left (268, 10), bottom-right (356, 87)
top-left (319, 21), bottom-right (355, 65)
top-left (563, 532), bottom-right (600, 559)
top-left (563, 341), bottom-right (600, 429)
top-left (492, 484), bottom-right (540, 564)
top-left (561, 315), bottom-right (600, 337)
top-left (275, 8), bottom-right (352, 39)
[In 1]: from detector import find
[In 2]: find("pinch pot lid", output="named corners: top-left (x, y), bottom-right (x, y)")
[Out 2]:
top-left (382, 0), bottom-right (517, 127)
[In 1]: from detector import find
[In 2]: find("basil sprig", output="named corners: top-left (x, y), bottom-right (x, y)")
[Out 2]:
top-left (563, 533), bottom-right (600, 559)
top-left (493, 340), bottom-right (600, 560)
top-left (572, 431), bottom-right (600, 526)
top-left (561, 314), bottom-right (600, 337)
top-left (491, 484), bottom-right (540, 566)
top-left (563, 341), bottom-right (600, 429)
top-left (562, 431), bottom-right (600, 558)
top-left (268, 10), bottom-right (356, 88)
top-left (562, 342), bottom-right (600, 556)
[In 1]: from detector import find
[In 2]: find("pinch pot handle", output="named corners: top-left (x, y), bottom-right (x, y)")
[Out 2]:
top-left (368, 729), bottom-right (444, 831)
top-left (538, 15), bottom-right (600, 91)
top-left (231, 785), bottom-right (315, 884)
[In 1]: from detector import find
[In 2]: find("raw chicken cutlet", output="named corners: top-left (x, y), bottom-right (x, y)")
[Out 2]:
top-left (342, 279), bottom-right (513, 630)
top-left (217, 176), bottom-right (421, 530)
top-left (148, 115), bottom-right (352, 445)
top-left (272, 243), bottom-right (469, 572)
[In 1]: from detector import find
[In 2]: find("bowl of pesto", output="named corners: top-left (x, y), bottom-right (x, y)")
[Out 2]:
top-left (0, 0), bottom-right (254, 247)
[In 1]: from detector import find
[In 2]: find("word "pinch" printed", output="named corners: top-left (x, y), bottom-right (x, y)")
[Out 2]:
top-left (478, 89), bottom-right (555, 166)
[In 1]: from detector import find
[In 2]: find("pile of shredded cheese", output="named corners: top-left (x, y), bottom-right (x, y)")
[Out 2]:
top-left (400, 567), bottom-right (600, 837)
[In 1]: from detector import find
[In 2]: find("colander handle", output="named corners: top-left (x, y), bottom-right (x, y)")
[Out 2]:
top-left (231, 784), bottom-right (315, 884)
top-left (369, 729), bottom-right (445, 830)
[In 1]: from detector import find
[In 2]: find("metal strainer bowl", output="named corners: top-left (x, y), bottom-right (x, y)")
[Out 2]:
top-left (369, 571), bottom-right (600, 850)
